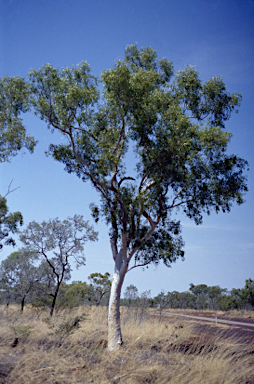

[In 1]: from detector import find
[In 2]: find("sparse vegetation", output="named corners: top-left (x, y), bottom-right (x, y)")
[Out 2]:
top-left (0, 305), bottom-right (253, 383)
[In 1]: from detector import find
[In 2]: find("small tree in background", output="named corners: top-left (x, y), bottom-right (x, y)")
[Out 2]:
top-left (88, 272), bottom-right (111, 306)
top-left (19, 215), bottom-right (98, 316)
top-left (64, 281), bottom-right (92, 307)
top-left (207, 286), bottom-right (227, 310)
top-left (0, 250), bottom-right (40, 311)
top-left (27, 259), bottom-right (59, 309)
top-left (241, 278), bottom-right (254, 308)
top-left (124, 284), bottom-right (139, 306)
top-left (189, 283), bottom-right (210, 310)
top-left (230, 278), bottom-right (254, 309)
top-left (154, 290), bottom-right (168, 320)
top-left (137, 290), bottom-right (151, 322)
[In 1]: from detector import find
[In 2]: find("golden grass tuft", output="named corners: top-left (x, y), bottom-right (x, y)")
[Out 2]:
top-left (0, 305), bottom-right (253, 383)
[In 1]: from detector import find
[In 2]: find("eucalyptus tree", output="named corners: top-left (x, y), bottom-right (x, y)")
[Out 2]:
top-left (0, 76), bottom-right (37, 249)
top-left (0, 250), bottom-right (39, 311)
top-left (19, 215), bottom-right (98, 316)
top-left (88, 272), bottom-right (111, 306)
top-left (189, 283), bottom-right (210, 309)
top-left (232, 278), bottom-right (254, 308)
top-left (124, 284), bottom-right (139, 306)
top-left (0, 195), bottom-right (23, 250)
top-left (207, 285), bottom-right (227, 310)
top-left (27, 44), bottom-right (248, 349)
top-left (62, 281), bottom-right (91, 307)
top-left (242, 278), bottom-right (254, 307)
top-left (0, 76), bottom-right (36, 163)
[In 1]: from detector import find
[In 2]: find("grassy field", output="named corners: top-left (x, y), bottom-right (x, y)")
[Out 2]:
top-left (0, 305), bottom-right (253, 383)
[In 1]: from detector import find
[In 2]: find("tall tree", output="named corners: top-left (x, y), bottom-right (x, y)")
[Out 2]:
top-left (28, 44), bottom-right (248, 349)
top-left (0, 76), bottom-right (37, 249)
top-left (19, 215), bottom-right (98, 316)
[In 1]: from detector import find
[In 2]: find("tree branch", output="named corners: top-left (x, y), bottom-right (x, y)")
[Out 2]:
top-left (113, 116), bottom-right (125, 155)
top-left (3, 180), bottom-right (20, 198)
top-left (127, 260), bottom-right (151, 272)
top-left (127, 214), bottom-right (160, 264)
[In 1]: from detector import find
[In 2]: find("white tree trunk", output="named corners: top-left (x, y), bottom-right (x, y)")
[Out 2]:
top-left (108, 252), bottom-right (127, 351)
top-left (107, 222), bottom-right (157, 350)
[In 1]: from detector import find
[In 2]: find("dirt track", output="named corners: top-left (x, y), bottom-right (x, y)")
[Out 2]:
top-left (149, 310), bottom-right (254, 346)
top-left (157, 310), bottom-right (254, 328)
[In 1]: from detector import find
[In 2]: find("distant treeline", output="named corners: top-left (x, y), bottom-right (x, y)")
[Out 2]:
top-left (0, 253), bottom-right (253, 312)
top-left (146, 280), bottom-right (254, 311)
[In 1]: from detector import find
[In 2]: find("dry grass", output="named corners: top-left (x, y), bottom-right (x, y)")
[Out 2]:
top-left (0, 305), bottom-right (253, 384)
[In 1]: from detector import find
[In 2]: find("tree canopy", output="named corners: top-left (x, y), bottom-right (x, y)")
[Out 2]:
top-left (0, 195), bottom-right (23, 249)
top-left (0, 77), bottom-right (37, 249)
top-left (0, 76), bottom-right (36, 164)
top-left (28, 45), bottom-right (247, 267)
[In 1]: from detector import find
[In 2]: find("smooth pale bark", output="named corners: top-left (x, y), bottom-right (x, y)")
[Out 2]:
top-left (108, 251), bottom-right (128, 351)
top-left (107, 224), bottom-right (158, 350)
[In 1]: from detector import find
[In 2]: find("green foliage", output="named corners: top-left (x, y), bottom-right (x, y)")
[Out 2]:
top-left (1, 46), bottom-right (249, 345)
top-left (124, 284), bottom-right (139, 305)
top-left (189, 283), bottom-right (209, 297)
top-left (189, 283), bottom-right (228, 310)
top-left (0, 250), bottom-right (40, 310)
top-left (10, 325), bottom-right (33, 338)
top-left (57, 281), bottom-right (92, 308)
top-left (230, 278), bottom-right (254, 308)
top-left (30, 275), bottom-right (111, 309)
top-left (126, 280), bottom-right (253, 311)
top-left (88, 272), bottom-right (111, 305)
top-left (30, 294), bottom-right (53, 309)
top-left (53, 314), bottom-right (87, 336)
top-left (19, 216), bottom-right (98, 316)
top-left (132, 220), bottom-right (184, 269)
top-left (42, 313), bottom-right (87, 336)
top-left (218, 295), bottom-right (240, 311)
top-left (0, 196), bottom-right (23, 249)
top-left (0, 76), bottom-right (36, 163)
top-left (242, 278), bottom-right (254, 307)
top-left (27, 44), bottom-right (247, 275)
top-left (0, 76), bottom-right (37, 250)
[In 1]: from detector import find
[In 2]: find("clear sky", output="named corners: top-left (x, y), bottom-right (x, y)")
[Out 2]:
top-left (0, 0), bottom-right (253, 296)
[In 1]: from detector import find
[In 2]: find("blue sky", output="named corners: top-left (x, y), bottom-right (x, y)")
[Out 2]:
top-left (0, 0), bottom-right (253, 296)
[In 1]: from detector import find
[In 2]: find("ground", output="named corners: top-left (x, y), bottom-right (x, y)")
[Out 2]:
top-left (0, 305), bottom-right (253, 383)
top-left (150, 308), bottom-right (254, 345)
